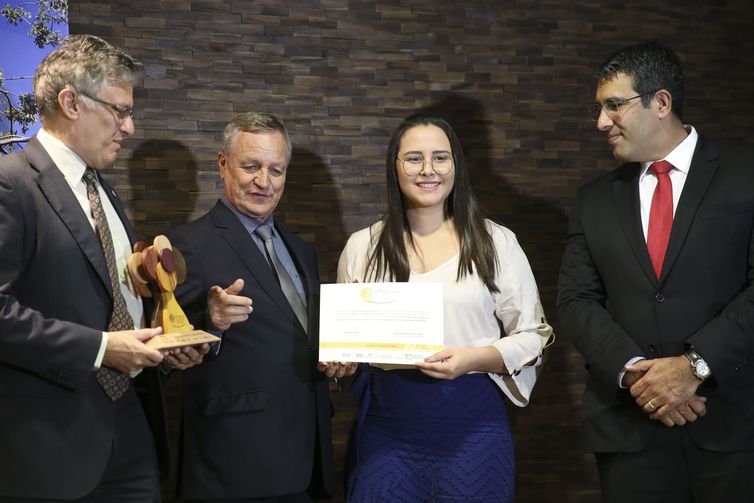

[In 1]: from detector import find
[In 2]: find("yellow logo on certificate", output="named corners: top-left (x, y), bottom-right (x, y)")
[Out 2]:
top-left (360, 286), bottom-right (399, 304)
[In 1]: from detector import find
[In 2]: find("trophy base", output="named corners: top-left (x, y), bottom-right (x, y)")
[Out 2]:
top-left (145, 330), bottom-right (220, 350)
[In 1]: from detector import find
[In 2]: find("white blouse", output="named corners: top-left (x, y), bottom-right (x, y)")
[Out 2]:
top-left (337, 219), bottom-right (553, 407)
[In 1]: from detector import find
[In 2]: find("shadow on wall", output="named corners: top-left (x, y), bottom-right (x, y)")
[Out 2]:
top-left (278, 147), bottom-right (348, 284)
top-left (276, 147), bottom-right (356, 503)
top-left (125, 139), bottom-right (203, 503)
top-left (413, 91), bottom-right (568, 318)
top-left (126, 139), bottom-right (201, 241)
top-left (414, 93), bottom-right (596, 501)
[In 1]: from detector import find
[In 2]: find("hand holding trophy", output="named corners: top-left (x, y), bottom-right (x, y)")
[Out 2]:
top-left (127, 235), bottom-right (219, 349)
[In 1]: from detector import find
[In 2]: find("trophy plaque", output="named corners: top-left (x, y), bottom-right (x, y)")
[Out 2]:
top-left (127, 235), bottom-right (220, 350)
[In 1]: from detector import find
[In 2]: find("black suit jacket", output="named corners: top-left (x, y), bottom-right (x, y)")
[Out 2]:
top-left (166, 201), bottom-right (332, 499)
top-left (0, 137), bottom-right (167, 498)
top-left (558, 137), bottom-right (754, 453)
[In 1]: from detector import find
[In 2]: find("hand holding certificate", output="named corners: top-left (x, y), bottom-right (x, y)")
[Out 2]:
top-left (319, 282), bottom-right (443, 365)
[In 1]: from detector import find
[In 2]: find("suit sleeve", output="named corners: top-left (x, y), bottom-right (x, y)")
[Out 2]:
top-left (687, 199), bottom-right (754, 383)
top-left (557, 190), bottom-right (645, 388)
top-left (0, 163), bottom-right (101, 388)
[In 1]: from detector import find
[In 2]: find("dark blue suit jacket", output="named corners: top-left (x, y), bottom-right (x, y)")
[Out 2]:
top-left (166, 201), bottom-right (332, 499)
top-left (558, 137), bottom-right (754, 453)
top-left (0, 137), bottom-right (167, 498)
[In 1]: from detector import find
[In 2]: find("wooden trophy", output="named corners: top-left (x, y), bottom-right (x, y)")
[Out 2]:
top-left (127, 235), bottom-right (219, 350)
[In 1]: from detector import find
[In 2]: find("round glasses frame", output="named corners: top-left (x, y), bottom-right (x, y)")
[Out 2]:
top-left (396, 155), bottom-right (454, 177)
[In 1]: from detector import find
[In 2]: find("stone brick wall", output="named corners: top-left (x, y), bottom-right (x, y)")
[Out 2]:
top-left (68, 1), bottom-right (754, 501)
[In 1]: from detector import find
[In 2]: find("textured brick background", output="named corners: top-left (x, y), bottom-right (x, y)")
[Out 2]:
top-left (67, 1), bottom-right (754, 501)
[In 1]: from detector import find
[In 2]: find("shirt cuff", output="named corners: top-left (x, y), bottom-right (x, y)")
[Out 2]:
top-left (208, 329), bottom-right (224, 355)
top-left (618, 356), bottom-right (646, 388)
top-left (491, 335), bottom-right (544, 407)
top-left (95, 332), bottom-right (140, 377)
top-left (492, 333), bottom-right (543, 377)
top-left (93, 331), bottom-right (108, 370)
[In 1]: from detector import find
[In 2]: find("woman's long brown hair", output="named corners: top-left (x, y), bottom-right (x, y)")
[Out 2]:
top-left (364, 114), bottom-right (499, 293)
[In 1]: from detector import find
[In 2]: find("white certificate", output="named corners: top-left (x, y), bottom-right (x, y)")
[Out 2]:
top-left (319, 282), bottom-right (443, 365)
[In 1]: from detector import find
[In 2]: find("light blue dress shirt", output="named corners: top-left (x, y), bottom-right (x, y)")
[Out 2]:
top-left (220, 196), bottom-right (307, 303)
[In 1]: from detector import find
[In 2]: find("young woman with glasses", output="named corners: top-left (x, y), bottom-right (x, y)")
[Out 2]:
top-left (337, 114), bottom-right (553, 502)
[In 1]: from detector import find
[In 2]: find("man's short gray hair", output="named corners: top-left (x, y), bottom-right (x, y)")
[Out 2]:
top-left (221, 112), bottom-right (292, 161)
top-left (34, 34), bottom-right (141, 120)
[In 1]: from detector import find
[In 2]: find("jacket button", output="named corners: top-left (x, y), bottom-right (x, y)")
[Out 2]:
top-left (655, 292), bottom-right (665, 303)
top-left (648, 344), bottom-right (657, 353)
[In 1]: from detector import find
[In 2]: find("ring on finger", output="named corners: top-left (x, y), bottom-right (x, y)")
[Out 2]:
top-left (647, 400), bottom-right (657, 411)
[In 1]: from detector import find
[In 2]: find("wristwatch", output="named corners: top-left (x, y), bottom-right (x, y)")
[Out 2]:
top-left (685, 347), bottom-right (711, 381)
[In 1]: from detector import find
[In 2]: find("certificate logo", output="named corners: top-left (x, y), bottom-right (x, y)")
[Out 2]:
top-left (359, 286), bottom-right (399, 304)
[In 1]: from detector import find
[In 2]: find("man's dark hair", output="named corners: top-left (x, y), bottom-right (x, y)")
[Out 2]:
top-left (596, 40), bottom-right (685, 119)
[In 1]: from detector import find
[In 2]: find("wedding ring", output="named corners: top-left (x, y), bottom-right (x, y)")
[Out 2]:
top-left (647, 400), bottom-right (656, 410)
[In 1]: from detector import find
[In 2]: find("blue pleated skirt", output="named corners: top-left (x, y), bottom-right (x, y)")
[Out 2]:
top-left (346, 366), bottom-right (514, 503)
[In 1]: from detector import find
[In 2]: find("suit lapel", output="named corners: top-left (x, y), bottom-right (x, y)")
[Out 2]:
top-left (612, 162), bottom-right (657, 285)
top-left (209, 202), bottom-right (307, 336)
top-left (100, 174), bottom-right (137, 245)
top-left (25, 138), bottom-right (112, 297)
top-left (659, 138), bottom-right (719, 284)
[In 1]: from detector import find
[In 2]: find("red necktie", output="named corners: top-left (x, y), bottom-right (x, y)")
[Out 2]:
top-left (647, 160), bottom-right (674, 279)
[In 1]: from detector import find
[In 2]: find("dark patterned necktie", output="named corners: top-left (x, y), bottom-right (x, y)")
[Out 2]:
top-left (254, 224), bottom-right (309, 334)
top-left (83, 168), bottom-right (132, 401)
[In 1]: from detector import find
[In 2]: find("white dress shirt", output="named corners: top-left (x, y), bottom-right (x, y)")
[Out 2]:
top-left (619, 125), bottom-right (699, 386)
top-left (338, 220), bottom-right (553, 407)
top-left (638, 126), bottom-right (699, 240)
top-left (36, 129), bottom-right (144, 370)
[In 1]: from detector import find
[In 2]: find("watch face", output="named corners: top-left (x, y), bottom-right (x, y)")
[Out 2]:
top-left (694, 360), bottom-right (711, 378)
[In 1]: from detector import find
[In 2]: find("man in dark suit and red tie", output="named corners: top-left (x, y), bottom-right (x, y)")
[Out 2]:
top-left (0, 34), bottom-right (205, 501)
top-left (558, 40), bottom-right (754, 502)
top-left (165, 112), bottom-right (340, 502)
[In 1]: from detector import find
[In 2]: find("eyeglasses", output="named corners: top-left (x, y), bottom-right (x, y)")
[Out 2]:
top-left (396, 153), bottom-right (454, 177)
top-left (587, 89), bottom-right (660, 121)
top-left (78, 91), bottom-right (134, 122)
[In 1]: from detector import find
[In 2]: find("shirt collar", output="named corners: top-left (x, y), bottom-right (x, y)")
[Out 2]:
top-left (220, 196), bottom-right (276, 236)
top-left (640, 125), bottom-right (699, 178)
top-left (36, 128), bottom-right (88, 187)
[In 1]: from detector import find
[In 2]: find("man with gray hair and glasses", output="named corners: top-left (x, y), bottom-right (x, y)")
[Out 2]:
top-left (0, 34), bottom-right (204, 501)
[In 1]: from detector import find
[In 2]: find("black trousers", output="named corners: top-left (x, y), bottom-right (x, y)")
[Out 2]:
top-left (596, 425), bottom-right (754, 503)
top-left (186, 493), bottom-right (313, 503)
top-left (1, 387), bottom-right (160, 503)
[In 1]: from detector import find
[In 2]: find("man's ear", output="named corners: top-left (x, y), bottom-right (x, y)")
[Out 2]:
top-left (218, 151), bottom-right (227, 178)
top-left (57, 87), bottom-right (79, 120)
top-left (654, 89), bottom-right (673, 119)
